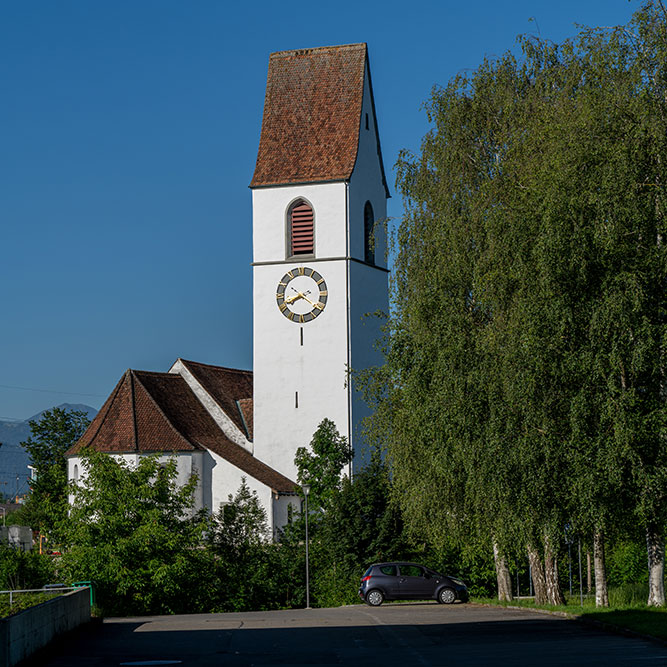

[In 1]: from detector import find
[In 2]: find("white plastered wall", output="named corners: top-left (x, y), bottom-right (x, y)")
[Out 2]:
top-left (68, 451), bottom-right (298, 534)
top-left (346, 59), bottom-right (389, 472)
top-left (252, 254), bottom-right (350, 481)
top-left (252, 63), bottom-right (389, 481)
top-left (203, 448), bottom-right (299, 537)
top-left (68, 452), bottom-right (203, 513)
top-left (169, 359), bottom-right (253, 454)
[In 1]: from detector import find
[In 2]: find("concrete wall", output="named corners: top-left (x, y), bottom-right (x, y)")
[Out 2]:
top-left (0, 587), bottom-right (90, 667)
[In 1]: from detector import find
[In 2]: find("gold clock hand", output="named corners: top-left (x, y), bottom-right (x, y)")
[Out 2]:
top-left (284, 293), bottom-right (301, 304)
top-left (300, 294), bottom-right (318, 308)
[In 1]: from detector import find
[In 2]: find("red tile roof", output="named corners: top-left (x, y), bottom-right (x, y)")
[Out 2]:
top-left (250, 43), bottom-right (368, 188)
top-left (177, 359), bottom-right (252, 437)
top-left (237, 398), bottom-right (253, 441)
top-left (67, 368), bottom-right (295, 494)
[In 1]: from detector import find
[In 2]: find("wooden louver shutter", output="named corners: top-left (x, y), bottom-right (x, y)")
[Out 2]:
top-left (291, 201), bottom-right (314, 255)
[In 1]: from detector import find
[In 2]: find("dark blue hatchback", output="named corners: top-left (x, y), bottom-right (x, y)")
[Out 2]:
top-left (359, 562), bottom-right (469, 606)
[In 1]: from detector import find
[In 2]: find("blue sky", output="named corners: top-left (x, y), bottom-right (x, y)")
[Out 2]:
top-left (1, 0), bottom-right (639, 420)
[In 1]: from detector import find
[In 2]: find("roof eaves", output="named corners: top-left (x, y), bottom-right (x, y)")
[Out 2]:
top-left (249, 177), bottom-right (349, 191)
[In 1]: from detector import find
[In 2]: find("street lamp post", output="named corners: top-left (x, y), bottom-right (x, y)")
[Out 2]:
top-left (302, 483), bottom-right (311, 609)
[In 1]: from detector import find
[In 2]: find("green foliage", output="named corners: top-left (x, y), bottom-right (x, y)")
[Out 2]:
top-left (210, 478), bottom-right (268, 551)
top-left (60, 450), bottom-right (215, 616)
top-left (607, 541), bottom-right (650, 586)
top-left (0, 545), bottom-right (54, 590)
top-left (306, 456), bottom-right (406, 607)
top-left (360, 0), bottom-right (667, 601)
top-left (294, 418), bottom-right (352, 509)
top-left (20, 408), bottom-right (90, 536)
top-left (0, 591), bottom-right (60, 618)
top-left (208, 478), bottom-right (298, 612)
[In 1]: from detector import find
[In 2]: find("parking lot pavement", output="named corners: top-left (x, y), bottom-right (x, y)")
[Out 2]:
top-left (32, 602), bottom-right (667, 666)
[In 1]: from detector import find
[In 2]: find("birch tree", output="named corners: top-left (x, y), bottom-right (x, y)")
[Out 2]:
top-left (367, 1), bottom-right (667, 606)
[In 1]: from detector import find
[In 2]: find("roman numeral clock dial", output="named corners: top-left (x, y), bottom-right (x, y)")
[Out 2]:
top-left (275, 267), bottom-right (328, 323)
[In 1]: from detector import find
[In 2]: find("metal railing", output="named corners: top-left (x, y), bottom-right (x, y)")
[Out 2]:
top-left (0, 582), bottom-right (93, 611)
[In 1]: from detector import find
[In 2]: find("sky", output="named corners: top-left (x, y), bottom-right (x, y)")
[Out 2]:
top-left (1, 0), bottom-right (640, 421)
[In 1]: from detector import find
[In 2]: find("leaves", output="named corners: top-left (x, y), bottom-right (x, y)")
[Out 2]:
top-left (364, 1), bottom-right (667, 572)
top-left (61, 450), bottom-right (214, 615)
top-left (20, 407), bottom-right (90, 537)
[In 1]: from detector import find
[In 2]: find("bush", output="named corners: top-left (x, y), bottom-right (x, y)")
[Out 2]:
top-left (607, 541), bottom-right (648, 586)
top-left (0, 546), bottom-right (54, 590)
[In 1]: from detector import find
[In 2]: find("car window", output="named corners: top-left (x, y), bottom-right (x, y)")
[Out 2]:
top-left (378, 565), bottom-right (397, 576)
top-left (363, 566), bottom-right (373, 577)
top-left (399, 565), bottom-right (423, 577)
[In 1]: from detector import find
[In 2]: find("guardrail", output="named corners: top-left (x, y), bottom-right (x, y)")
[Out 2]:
top-left (1, 582), bottom-right (94, 614)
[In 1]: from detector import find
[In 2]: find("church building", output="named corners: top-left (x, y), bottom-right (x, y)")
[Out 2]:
top-left (67, 43), bottom-right (389, 534)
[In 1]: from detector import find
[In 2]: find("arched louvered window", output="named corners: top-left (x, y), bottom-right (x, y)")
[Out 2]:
top-left (364, 201), bottom-right (375, 264)
top-left (289, 200), bottom-right (314, 256)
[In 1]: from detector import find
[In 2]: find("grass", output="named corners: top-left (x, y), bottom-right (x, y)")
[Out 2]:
top-left (0, 591), bottom-right (64, 618)
top-left (475, 584), bottom-right (667, 643)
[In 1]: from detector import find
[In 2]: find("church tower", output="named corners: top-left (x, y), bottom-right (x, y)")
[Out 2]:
top-left (250, 43), bottom-right (389, 482)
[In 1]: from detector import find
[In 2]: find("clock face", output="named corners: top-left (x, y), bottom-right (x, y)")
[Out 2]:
top-left (276, 267), bottom-right (328, 323)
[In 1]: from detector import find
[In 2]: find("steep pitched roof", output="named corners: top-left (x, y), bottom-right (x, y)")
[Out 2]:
top-left (67, 368), bottom-right (294, 494)
top-left (176, 359), bottom-right (252, 436)
top-left (250, 43), bottom-right (368, 188)
top-left (69, 370), bottom-right (193, 454)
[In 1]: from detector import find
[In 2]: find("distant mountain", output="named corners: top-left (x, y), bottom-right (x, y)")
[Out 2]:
top-left (0, 403), bottom-right (97, 501)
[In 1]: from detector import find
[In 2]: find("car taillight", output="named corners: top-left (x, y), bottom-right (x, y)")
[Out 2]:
top-left (361, 575), bottom-right (372, 582)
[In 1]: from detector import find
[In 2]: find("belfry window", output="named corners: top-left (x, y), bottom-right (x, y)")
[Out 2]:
top-left (364, 201), bottom-right (375, 264)
top-left (289, 200), bottom-right (314, 256)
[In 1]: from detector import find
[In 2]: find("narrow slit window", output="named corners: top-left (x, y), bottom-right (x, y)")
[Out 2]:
top-left (289, 200), bottom-right (314, 256)
top-left (364, 201), bottom-right (375, 264)
top-left (295, 391), bottom-right (299, 408)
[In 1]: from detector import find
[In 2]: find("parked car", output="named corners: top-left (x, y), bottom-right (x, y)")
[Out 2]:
top-left (359, 562), bottom-right (469, 606)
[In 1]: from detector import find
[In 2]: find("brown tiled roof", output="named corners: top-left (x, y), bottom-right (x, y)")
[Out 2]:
top-left (237, 398), bottom-right (253, 441)
top-left (68, 370), bottom-right (195, 454)
top-left (250, 43), bottom-right (369, 188)
top-left (177, 359), bottom-right (252, 436)
top-left (67, 368), bottom-right (294, 494)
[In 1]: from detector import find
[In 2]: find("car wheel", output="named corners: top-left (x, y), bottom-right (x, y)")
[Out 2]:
top-left (438, 587), bottom-right (456, 604)
top-left (366, 589), bottom-right (384, 606)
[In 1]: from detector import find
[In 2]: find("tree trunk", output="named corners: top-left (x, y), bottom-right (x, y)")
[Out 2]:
top-left (527, 544), bottom-right (548, 605)
top-left (646, 525), bottom-right (665, 607)
top-left (593, 529), bottom-right (609, 608)
top-left (544, 535), bottom-right (565, 606)
top-left (586, 552), bottom-right (592, 594)
top-left (493, 541), bottom-right (513, 602)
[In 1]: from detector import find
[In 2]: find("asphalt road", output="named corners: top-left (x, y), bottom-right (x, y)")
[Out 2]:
top-left (32, 602), bottom-right (667, 666)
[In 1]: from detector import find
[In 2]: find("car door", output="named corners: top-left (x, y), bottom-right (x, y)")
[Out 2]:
top-left (376, 564), bottom-right (401, 598)
top-left (397, 564), bottom-right (435, 599)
